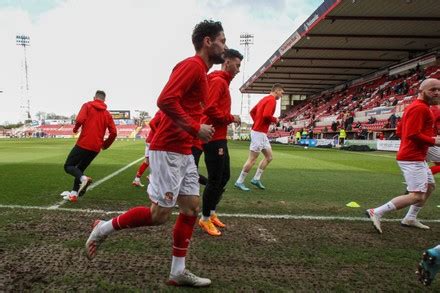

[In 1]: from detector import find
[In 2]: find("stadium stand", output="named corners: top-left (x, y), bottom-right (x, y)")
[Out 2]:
top-left (240, 0), bottom-right (440, 140)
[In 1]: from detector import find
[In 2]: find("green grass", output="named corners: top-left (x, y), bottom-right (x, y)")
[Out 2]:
top-left (2, 138), bottom-right (440, 291)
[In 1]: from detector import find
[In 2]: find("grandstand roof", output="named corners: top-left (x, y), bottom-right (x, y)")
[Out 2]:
top-left (240, 0), bottom-right (440, 96)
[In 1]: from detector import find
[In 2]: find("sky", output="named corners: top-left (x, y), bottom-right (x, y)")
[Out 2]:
top-left (0, 0), bottom-right (322, 124)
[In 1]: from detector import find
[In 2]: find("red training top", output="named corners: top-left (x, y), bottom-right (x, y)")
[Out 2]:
top-left (146, 111), bottom-right (162, 143)
top-left (73, 99), bottom-right (117, 152)
top-left (250, 95), bottom-right (277, 133)
top-left (396, 99), bottom-right (435, 161)
top-left (150, 55), bottom-right (208, 155)
top-left (201, 70), bottom-right (235, 142)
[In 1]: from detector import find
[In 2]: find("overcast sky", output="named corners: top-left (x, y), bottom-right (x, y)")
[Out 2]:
top-left (0, 0), bottom-right (322, 124)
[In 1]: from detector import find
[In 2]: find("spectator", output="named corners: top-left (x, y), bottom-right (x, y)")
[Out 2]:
top-left (388, 113), bottom-right (398, 128)
top-left (368, 116), bottom-right (377, 124)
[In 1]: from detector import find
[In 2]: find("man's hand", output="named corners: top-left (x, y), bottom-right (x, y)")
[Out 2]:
top-left (435, 136), bottom-right (440, 146)
top-left (197, 124), bottom-right (215, 143)
top-left (233, 115), bottom-right (241, 125)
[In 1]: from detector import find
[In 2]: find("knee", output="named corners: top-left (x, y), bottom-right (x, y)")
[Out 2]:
top-left (151, 208), bottom-right (171, 225)
top-left (266, 155), bottom-right (273, 163)
top-left (410, 192), bottom-right (427, 204)
top-left (63, 164), bottom-right (70, 173)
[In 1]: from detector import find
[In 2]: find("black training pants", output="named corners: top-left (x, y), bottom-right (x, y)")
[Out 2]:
top-left (64, 145), bottom-right (98, 191)
top-left (202, 139), bottom-right (230, 217)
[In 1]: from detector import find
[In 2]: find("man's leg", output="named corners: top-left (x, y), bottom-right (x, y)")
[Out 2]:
top-left (200, 141), bottom-right (226, 235)
top-left (192, 146), bottom-right (208, 185)
top-left (251, 147), bottom-right (273, 189)
top-left (235, 150), bottom-right (259, 191)
top-left (133, 160), bottom-right (149, 187)
top-left (366, 191), bottom-right (427, 234)
top-left (85, 202), bottom-right (171, 259)
top-left (64, 145), bottom-right (84, 194)
top-left (76, 150), bottom-right (98, 197)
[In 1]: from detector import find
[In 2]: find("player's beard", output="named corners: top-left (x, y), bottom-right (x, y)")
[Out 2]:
top-left (424, 91), bottom-right (437, 105)
top-left (211, 53), bottom-right (225, 65)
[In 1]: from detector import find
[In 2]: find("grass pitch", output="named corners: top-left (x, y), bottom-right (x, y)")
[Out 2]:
top-left (1, 138), bottom-right (440, 291)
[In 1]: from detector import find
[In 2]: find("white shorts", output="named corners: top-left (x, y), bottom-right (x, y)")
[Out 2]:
top-left (426, 146), bottom-right (440, 162)
top-left (144, 143), bottom-right (150, 158)
top-left (147, 150), bottom-right (199, 208)
top-left (397, 161), bottom-right (435, 193)
top-left (250, 130), bottom-right (271, 152)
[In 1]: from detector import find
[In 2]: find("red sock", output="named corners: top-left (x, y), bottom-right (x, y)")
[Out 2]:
top-left (136, 162), bottom-right (149, 178)
top-left (172, 213), bottom-right (197, 257)
top-left (112, 206), bottom-right (152, 230)
top-left (431, 165), bottom-right (440, 175)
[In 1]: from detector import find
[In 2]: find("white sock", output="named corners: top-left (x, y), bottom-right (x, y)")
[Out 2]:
top-left (404, 205), bottom-right (422, 220)
top-left (236, 171), bottom-right (248, 184)
top-left (434, 245), bottom-right (440, 252)
top-left (100, 220), bottom-right (115, 235)
top-left (80, 175), bottom-right (87, 182)
top-left (210, 210), bottom-right (216, 216)
top-left (253, 168), bottom-right (264, 181)
top-left (201, 216), bottom-right (210, 221)
top-left (134, 177), bottom-right (140, 182)
top-left (374, 201), bottom-right (396, 218)
top-left (171, 256), bottom-right (185, 276)
top-left (70, 190), bottom-right (78, 196)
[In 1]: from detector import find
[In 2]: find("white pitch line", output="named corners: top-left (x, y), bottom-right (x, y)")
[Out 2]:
top-left (3, 203), bottom-right (440, 223)
top-left (48, 157), bottom-right (145, 209)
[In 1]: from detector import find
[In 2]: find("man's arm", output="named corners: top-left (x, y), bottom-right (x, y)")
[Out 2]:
top-left (102, 114), bottom-right (117, 150)
top-left (73, 103), bottom-right (87, 133)
top-left (406, 107), bottom-right (435, 146)
top-left (262, 99), bottom-right (277, 124)
top-left (157, 61), bottom-right (202, 136)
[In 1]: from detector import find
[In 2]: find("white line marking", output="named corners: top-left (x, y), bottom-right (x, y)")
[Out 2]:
top-left (48, 157), bottom-right (145, 209)
top-left (88, 157), bottom-right (145, 191)
top-left (2, 204), bottom-right (440, 223)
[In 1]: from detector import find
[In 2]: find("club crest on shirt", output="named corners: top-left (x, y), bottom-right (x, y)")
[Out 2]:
top-left (218, 148), bottom-right (224, 155)
top-left (164, 192), bottom-right (174, 203)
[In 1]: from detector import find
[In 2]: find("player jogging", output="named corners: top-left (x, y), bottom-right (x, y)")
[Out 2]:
top-left (366, 78), bottom-right (440, 234)
top-left (234, 83), bottom-right (284, 191)
top-left (63, 90), bottom-right (116, 202)
top-left (84, 20), bottom-right (226, 287)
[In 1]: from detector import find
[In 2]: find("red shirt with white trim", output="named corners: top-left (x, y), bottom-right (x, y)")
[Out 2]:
top-left (150, 55), bottom-right (208, 155)
top-left (201, 70), bottom-right (235, 141)
top-left (250, 95), bottom-right (277, 133)
top-left (396, 99), bottom-right (435, 161)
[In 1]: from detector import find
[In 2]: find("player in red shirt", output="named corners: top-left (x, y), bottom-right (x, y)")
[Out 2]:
top-left (234, 83), bottom-right (284, 191)
top-left (366, 78), bottom-right (440, 234)
top-left (84, 20), bottom-right (226, 287)
top-left (63, 90), bottom-right (117, 202)
top-left (132, 111), bottom-right (162, 187)
top-left (198, 49), bottom-right (243, 236)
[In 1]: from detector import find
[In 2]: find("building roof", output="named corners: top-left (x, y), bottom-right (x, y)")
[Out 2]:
top-left (240, 0), bottom-right (440, 96)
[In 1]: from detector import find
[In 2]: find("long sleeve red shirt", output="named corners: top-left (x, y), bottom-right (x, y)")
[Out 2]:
top-left (150, 55), bottom-right (208, 155)
top-left (145, 111), bottom-right (162, 144)
top-left (201, 70), bottom-right (235, 142)
top-left (73, 99), bottom-right (117, 152)
top-left (250, 95), bottom-right (277, 133)
top-left (397, 99), bottom-right (435, 161)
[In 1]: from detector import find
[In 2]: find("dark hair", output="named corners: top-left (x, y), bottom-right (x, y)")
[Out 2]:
top-left (224, 49), bottom-right (243, 61)
top-left (192, 20), bottom-right (224, 51)
top-left (95, 90), bottom-right (106, 98)
top-left (271, 83), bottom-right (284, 92)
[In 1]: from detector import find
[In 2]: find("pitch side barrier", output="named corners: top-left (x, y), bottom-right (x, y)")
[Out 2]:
top-left (274, 137), bottom-right (400, 151)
